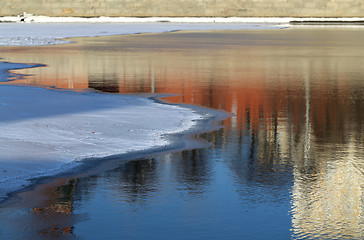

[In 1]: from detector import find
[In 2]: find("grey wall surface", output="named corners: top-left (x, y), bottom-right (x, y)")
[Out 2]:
top-left (0, 0), bottom-right (363, 17)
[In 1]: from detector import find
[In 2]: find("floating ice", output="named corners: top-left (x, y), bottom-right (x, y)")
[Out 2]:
top-left (0, 84), bottom-right (208, 200)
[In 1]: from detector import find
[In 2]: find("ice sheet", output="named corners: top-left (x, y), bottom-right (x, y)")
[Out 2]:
top-left (0, 84), bottom-right (207, 200)
top-left (0, 21), bottom-right (282, 46)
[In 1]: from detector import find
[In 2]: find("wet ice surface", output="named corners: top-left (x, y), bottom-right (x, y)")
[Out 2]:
top-left (0, 83), bottom-right (213, 201)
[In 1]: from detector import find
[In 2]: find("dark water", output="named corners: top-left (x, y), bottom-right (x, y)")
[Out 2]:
top-left (0, 27), bottom-right (363, 239)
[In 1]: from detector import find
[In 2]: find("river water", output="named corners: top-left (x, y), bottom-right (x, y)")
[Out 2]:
top-left (0, 27), bottom-right (363, 239)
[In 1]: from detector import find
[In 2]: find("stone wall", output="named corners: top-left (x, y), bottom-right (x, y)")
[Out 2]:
top-left (0, 0), bottom-right (363, 17)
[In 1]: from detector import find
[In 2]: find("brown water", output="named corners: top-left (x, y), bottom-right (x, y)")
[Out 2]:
top-left (0, 27), bottom-right (363, 239)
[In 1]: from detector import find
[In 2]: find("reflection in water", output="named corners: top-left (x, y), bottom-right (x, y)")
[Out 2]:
top-left (33, 179), bottom-right (77, 236)
top-left (107, 159), bottom-right (159, 203)
top-left (174, 150), bottom-right (213, 196)
top-left (0, 179), bottom-right (78, 239)
top-left (292, 152), bottom-right (364, 239)
top-left (0, 28), bottom-right (363, 239)
top-left (71, 149), bottom-right (292, 239)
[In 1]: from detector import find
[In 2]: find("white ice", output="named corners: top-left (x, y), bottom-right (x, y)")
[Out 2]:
top-left (0, 84), bottom-right (205, 200)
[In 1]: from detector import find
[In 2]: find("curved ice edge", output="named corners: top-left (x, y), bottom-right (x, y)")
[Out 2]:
top-left (0, 61), bottom-right (46, 82)
top-left (1, 99), bottom-right (229, 204)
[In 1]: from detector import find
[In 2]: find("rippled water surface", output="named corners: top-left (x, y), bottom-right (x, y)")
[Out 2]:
top-left (0, 27), bottom-right (363, 239)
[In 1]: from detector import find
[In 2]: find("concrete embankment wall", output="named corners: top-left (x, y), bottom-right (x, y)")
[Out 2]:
top-left (0, 0), bottom-right (363, 17)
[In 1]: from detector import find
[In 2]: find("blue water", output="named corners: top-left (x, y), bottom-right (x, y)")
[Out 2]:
top-left (73, 142), bottom-right (293, 240)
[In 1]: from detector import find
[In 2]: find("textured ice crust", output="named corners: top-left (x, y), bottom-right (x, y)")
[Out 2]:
top-left (0, 85), bottom-right (205, 200)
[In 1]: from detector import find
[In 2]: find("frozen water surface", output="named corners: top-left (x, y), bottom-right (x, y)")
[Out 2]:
top-left (0, 84), bottom-right (212, 200)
